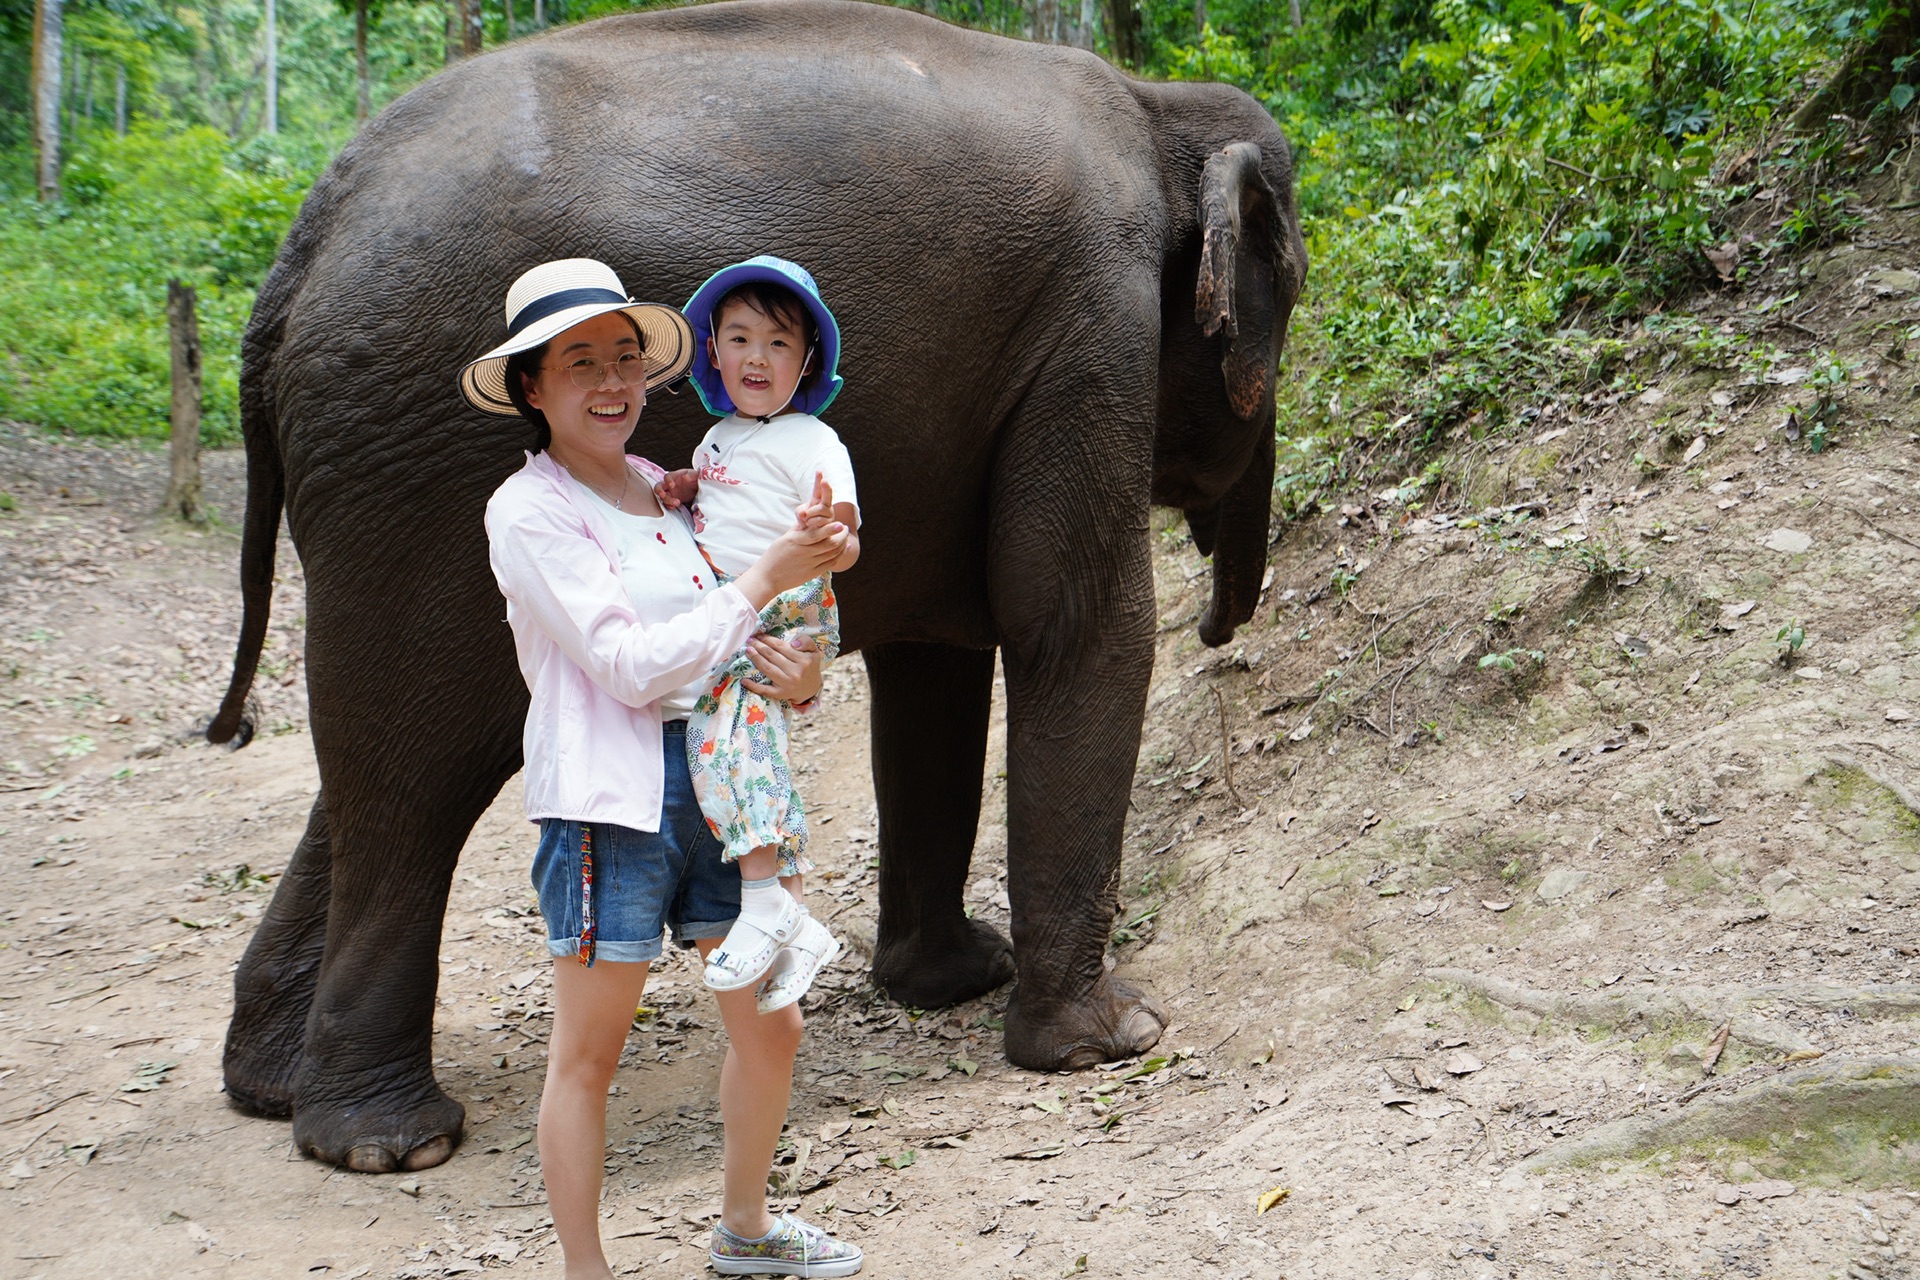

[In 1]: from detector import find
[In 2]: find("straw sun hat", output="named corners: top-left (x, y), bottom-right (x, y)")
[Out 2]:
top-left (459, 258), bottom-right (696, 416)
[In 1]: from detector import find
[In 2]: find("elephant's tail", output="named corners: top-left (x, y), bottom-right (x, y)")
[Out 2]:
top-left (206, 347), bottom-right (284, 749)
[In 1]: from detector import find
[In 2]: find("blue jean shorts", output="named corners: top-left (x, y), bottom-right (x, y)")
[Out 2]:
top-left (531, 725), bottom-right (741, 964)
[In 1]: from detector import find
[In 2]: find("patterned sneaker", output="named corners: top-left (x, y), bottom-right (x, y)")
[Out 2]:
top-left (710, 1214), bottom-right (864, 1277)
top-left (704, 890), bottom-right (806, 991)
top-left (756, 914), bottom-right (842, 1014)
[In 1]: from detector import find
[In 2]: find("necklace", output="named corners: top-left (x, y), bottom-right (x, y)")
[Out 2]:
top-left (570, 461), bottom-right (632, 510)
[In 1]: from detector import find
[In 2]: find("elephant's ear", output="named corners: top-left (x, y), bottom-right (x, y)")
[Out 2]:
top-left (1194, 142), bottom-right (1293, 420)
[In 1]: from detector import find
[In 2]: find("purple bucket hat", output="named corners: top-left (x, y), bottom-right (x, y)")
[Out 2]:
top-left (683, 255), bottom-right (844, 416)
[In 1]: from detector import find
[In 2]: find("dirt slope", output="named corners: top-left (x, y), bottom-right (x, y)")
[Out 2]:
top-left (2, 207), bottom-right (1919, 1279)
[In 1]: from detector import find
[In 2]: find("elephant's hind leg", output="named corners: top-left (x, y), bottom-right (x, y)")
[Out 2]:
top-left (286, 751), bottom-right (513, 1173)
top-left (224, 794), bottom-right (333, 1117)
top-left (866, 642), bottom-right (1016, 1008)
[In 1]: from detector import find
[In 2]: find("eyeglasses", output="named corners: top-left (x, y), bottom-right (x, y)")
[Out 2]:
top-left (548, 351), bottom-right (647, 390)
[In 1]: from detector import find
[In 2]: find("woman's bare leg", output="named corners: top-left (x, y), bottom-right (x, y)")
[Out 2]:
top-left (540, 957), bottom-right (651, 1280)
top-left (695, 936), bottom-right (804, 1240)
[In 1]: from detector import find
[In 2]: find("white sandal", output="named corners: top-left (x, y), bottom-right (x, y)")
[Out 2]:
top-left (704, 891), bottom-right (805, 991)
top-left (756, 914), bottom-right (842, 1013)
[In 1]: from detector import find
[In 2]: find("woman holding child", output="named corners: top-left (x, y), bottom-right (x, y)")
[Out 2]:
top-left (461, 257), bottom-right (864, 1278)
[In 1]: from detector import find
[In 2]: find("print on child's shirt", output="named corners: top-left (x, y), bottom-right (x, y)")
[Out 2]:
top-left (689, 452), bottom-right (749, 536)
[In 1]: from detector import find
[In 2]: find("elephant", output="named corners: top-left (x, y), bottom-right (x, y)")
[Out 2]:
top-left (208, 0), bottom-right (1307, 1172)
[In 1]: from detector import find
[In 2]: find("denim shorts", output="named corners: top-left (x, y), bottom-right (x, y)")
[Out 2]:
top-left (530, 725), bottom-right (740, 964)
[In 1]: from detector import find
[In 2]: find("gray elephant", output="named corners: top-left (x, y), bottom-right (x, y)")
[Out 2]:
top-left (210, 0), bottom-right (1306, 1171)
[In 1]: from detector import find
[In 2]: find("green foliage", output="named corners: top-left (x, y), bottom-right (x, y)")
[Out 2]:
top-left (1479, 647), bottom-right (1545, 673)
top-left (1257, 0), bottom-right (1890, 487)
top-left (0, 123), bottom-right (310, 442)
top-left (1775, 617), bottom-right (1807, 665)
top-left (0, 0), bottom-right (1901, 458)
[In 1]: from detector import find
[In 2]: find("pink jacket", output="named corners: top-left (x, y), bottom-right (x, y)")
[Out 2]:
top-left (486, 450), bottom-right (759, 832)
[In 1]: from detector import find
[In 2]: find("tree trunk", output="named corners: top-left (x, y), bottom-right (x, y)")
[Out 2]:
top-left (1290, 0), bottom-right (1302, 28)
top-left (464, 0), bottom-right (482, 56)
top-left (1789, 5), bottom-right (1920, 132)
top-left (263, 0), bottom-right (278, 134)
top-left (446, 0), bottom-right (459, 63)
top-left (1102, 0), bottom-right (1140, 67)
top-left (114, 63), bottom-right (126, 135)
top-left (82, 55), bottom-right (94, 121)
top-left (503, 0), bottom-right (513, 40)
top-left (1194, 0), bottom-right (1206, 35)
top-left (534, 0), bottom-right (543, 29)
top-left (31, 0), bottom-right (61, 201)
top-left (164, 282), bottom-right (205, 525)
top-left (1075, 0), bottom-right (1097, 50)
top-left (355, 0), bottom-right (371, 121)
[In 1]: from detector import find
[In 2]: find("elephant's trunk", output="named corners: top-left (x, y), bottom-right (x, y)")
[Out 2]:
top-left (1196, 424), bottom-right (1274, 647)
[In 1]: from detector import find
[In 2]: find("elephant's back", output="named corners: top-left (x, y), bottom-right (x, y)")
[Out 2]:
top-left (263, 0), bottom-right (1168, 644)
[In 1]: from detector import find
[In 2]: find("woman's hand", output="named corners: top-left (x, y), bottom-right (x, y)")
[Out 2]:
top-left (741, 635), bottom-right (824, 704)
top-left (731, 518), bottom-right (846, 610)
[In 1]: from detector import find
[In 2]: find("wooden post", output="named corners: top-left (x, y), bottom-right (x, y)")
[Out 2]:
top-left (31, 0), bottom-right (61, 200)
top-left (164, 281), bottom-right (205, 524)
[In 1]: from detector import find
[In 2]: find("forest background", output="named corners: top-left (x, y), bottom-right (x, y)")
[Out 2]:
top-left (2, 0), bottom-right (1916, 500)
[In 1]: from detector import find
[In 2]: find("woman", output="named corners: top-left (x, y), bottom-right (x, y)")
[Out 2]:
top-left (463, 258), bottom-right (864, 1279)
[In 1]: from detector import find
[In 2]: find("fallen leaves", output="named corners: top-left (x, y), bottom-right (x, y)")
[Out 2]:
top-left (1701, 1022), bottom-right (1731, 1076)
top-left (120, 1060), bottom-right (177, 1093)
top-left (1256, 1186), bottom-right (1291, 1214)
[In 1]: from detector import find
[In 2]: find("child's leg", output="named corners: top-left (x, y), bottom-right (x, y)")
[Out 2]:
top-left (737, 846), bottom-right (780, 882)
top-left (540, 957), bottom-right (652, 1280)
top-left (697, 937), bottom-right (803, 1239)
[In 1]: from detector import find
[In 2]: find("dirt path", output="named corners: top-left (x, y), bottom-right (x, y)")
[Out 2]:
top-left (3, 242), bottom-right (1920, 1280)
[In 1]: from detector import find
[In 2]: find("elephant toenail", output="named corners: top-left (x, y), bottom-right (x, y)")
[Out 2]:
top-left (1122, 1008), bottom-right (1167, 1051)
top-left (401, 1135), bottom-right (456, 1171)
top-left (345, 1143), bottom-right (399, 1173)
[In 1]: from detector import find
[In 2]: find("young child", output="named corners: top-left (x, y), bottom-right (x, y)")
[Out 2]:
top-left (655, 255), bottom-right (861, 1011)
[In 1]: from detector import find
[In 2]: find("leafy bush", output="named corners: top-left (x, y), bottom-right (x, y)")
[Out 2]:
top-left (0, 123), bottom-right (310, 443)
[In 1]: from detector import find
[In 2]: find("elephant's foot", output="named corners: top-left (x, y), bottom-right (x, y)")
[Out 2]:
top-left (1004, 971), bottom-right (1167, 1071)
top-left (292, 1077), bottom-right (465, 1172)
top-left (223, 975), bottom-right (317, 1119)
top-left (871, 917), bottom-right (1017, 1009)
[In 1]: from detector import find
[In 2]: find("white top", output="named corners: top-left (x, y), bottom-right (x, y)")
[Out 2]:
top-left (690, 413), bottom-right (860, 577)
top-left (571, 472), bottom-right (717, 720)
top-left (485, 452), bottom-right (758, 832)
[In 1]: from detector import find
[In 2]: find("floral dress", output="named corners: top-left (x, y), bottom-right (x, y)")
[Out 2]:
top-left (685, 573), bottom-right (839, 876)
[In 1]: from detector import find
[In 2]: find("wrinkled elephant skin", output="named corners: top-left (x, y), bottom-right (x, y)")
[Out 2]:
top-left (210, 0), bottom-right (1307, 1170)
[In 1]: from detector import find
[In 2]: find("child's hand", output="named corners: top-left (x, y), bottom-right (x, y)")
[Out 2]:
top-left (654, 468), bottom-right (699, 510)
top-left (793, 471), bottom-right (835, 530)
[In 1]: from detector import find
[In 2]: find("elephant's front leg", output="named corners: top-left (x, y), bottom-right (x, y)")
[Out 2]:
top-left (866, 641), bottom-right (1016, 1007)
top-left (991, 440), bottom-right (1167, 1071)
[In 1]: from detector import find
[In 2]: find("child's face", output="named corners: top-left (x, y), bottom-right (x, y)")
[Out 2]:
top-left (709, 297), bottom-right (811, 420)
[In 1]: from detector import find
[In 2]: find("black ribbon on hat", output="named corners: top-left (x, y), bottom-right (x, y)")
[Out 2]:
top-left (508, 287), bottom-right (629, 337)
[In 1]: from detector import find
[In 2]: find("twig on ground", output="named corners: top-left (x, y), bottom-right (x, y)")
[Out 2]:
top-left (0, 1091), bottom-right (89, 1127)
top-left (1835, 502), bottom-right (1920, 551)
top-left (1209, 685), bottom-right (1242, 809)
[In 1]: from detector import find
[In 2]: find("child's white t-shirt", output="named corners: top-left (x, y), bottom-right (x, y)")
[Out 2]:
top-left (572, 475), bottom-right (716, 720)
top-left (690, 413), bottom-right (861, 579)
